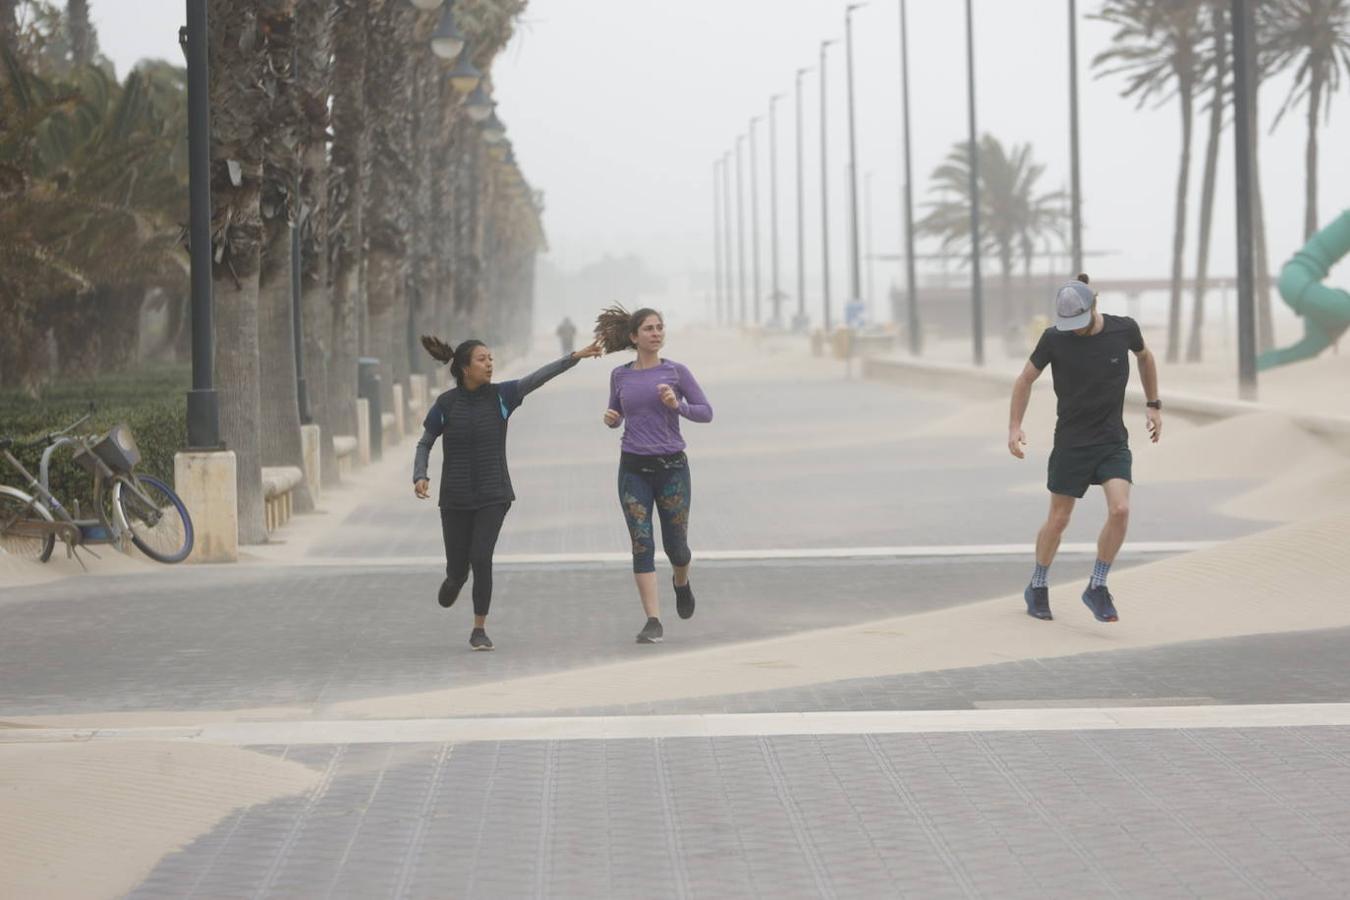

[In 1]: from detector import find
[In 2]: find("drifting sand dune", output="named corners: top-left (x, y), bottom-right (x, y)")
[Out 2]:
top-left (1220, 459), bottom-right (1350, 523)
top-left (1131, 411), bottom-right (1344, 483)
top-left (327, 509), bottom-right (1350, 720)
top-left (0, 741), bottom-right (317, 900)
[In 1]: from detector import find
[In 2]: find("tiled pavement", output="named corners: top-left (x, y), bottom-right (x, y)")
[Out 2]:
top-left (129, 729), bottom-right (1350, 899)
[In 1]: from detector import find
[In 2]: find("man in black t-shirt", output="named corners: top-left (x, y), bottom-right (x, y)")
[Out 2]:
top-left (1007, 275), bottom-right (1163, 623)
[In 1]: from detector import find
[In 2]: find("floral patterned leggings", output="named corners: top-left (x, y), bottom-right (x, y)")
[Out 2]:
top-left (618, 453), bottom-right (692, 574)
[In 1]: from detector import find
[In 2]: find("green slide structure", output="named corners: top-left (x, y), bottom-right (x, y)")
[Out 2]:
top-left (1257, 209), bottom-right (1350, 371)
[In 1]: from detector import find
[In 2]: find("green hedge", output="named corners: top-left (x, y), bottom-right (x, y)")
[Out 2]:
top-left (0, 367), bottom-right (189, 515)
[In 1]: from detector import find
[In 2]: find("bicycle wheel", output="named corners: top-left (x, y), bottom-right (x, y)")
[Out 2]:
top-left (112, 474), bottom-right (194, 563)
top-left (0, 487), bottom-right (57, 562)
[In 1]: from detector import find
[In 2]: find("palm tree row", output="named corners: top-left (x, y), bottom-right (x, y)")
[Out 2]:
top-left (1093, 0), bottom-right (1350, 364)
top-left (1, 0), bottom-right (544, 544)
top-left (209, 0), bottom-right (539, 542)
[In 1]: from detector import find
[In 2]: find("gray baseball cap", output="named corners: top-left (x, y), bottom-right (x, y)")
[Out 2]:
top-left (1054, 281), bottom-right (1095, 331)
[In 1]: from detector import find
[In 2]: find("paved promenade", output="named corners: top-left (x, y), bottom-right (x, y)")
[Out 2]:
top-left (3, 330), bottom-right (1350, 898)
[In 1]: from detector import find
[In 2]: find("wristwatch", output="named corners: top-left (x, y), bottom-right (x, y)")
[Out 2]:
top-left (1146, 399), bottom-right (1162, 410)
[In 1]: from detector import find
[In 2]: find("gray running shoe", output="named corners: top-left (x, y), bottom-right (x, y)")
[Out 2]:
top-left (674, 578), bottom-right (695, 620)
top-left (1081, 585), bottom-right (1119, 623)
top-left (636, 617), bottom-right (664, 644)
top-left (469, 628), bottom-right (494, 650)
top-left (1024, 585), bottom-right (1052, 620)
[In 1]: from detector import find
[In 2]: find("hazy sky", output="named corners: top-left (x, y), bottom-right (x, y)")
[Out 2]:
top-left (95, 1), bottom-right (1349, 308)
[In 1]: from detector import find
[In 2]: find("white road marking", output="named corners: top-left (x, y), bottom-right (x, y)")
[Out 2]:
top-left (5, 702), bottom-right (1347, 747)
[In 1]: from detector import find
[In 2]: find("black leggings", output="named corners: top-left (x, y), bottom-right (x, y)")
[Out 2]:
top-left (439, 503), bottom-right (510, 616)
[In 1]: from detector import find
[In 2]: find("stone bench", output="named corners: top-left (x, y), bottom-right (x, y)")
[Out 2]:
top-left (261, 465), bottom-right (304, 533)
top-left (333, 435), bottom-right (358, 478)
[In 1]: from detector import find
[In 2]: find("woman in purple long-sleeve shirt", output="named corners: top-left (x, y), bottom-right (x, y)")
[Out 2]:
top-left (598, 307), bottom-right (713, 645)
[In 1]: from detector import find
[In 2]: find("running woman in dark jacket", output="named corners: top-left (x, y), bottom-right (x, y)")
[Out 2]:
top-left (414, 335), bottom-right (602, 650)
top-left (596, 307), bottom-right (713, 644)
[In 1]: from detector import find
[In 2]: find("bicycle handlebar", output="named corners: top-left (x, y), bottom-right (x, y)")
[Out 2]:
top-left (0, 405), bottom-right (95, 452)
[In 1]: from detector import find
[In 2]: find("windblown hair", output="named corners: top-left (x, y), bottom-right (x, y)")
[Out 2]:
top-left (594, 304), bottom-right (662, 353)
top-left (421, 334), bottom-right (486, 388)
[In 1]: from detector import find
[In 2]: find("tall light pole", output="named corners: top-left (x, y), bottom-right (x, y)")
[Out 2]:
top-left (865, 170), bottom-right (875, 317)
top-left (182, 0), bottom-right (220, 449)
top-left (723, 151), bottom-right (734, 328)
top-left (749, 115), bottom-right (762, 324)
top-left (845, 3), bottom-right (866, 317)
top-left (1231, 0), bottom-right (1258, 399)
top-left (964, 0), bottom-right (985, 366)
top-left (898, 0), bottom-right (921, 354)
top-left (735, 135), bottom-right (747, 324)
top-left (713, 158), bottom-right (723, 325)
top-left (1068, 0), bottom-right (1083, 276)
top-left (794, 67), bottom-right (810, 332)
top-left (819, 39), bottom-right (836, 332)
top-left (769, 95), bottom-right (783, 327)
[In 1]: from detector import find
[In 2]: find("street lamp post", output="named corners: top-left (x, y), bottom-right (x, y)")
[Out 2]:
top-left (769, 95), bottom-right (783, 327)
top-left (183, 0), bottom-right (220, 449)
top-left (723, 151), bottom-right (734, 328)
top-left (845, 3), bottom-right (865, 319)
top-left (794, 67), bottom-right (810, 332)
top-left (713, 158), bottom-right (723, 325)
top-left (749, 115), bottom-right (762, 324)
top-left (1068, 0), bottom-right (1083, 276)
top-left (898, 0), bottom-right (921, 354)
top-left (819, 39), bottom-right (836, 332)
top-left (1231, 0), bottom-right (1258, 399)
top-left (736, 135), bottom-right (747, 324)
top-left (964, 0), bottom-right (985, 366)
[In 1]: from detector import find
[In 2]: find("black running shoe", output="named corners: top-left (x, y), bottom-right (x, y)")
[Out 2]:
top-left (438, 578), bottom-right (463, 609)
top-left (469, 628), bottom-right (494, 650)
top-left (1081, 585), bottom-right (1119, 623)
top-left (674, 578), bottom-right (695, 620)
top-left (1024, 585), bottom-right (1052, 620)
top-left (636, 617), bottom-right (664, 644)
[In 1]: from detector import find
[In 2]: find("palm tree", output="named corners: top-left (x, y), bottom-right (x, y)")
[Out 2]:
top-left (1264, 0), bottom-right (1350, 241)
top-left (254, 1), bottom-right (315, 515)
top-left (1187, 1), bottom-right (1227, 362)
top-left (1093, 0), bottom-right (1205, 364)
top-left (65, 0), bottom-right (92, 68)
top-left (326, 0), bottom-right (373, 459)
top-left (207, 0), bottom-right (269, 543)
top-left (917, 134), bottom-right (1065, 347)
top-left (295, 0), bottom-right (336, 484)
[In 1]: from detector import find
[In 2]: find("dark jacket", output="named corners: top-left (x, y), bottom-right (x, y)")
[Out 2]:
top-left (413, 355), bottom-right (578, 509)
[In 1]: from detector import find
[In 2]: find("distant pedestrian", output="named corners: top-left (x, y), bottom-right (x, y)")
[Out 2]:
top-left (415, 335), bottom-right (603, 650)
top-left (596, 306), bottom-right (713, 644)
top-left (1007, 274), bottom-right (1162, 623)
top-left (556, 316), bottom-right (577, 356)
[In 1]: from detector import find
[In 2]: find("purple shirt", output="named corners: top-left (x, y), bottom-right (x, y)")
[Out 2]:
top-left (607, 359), bottom-right (713, 455)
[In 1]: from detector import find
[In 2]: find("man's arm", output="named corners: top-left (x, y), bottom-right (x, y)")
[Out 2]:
top-left (1135, 346), bottom-right (1163, 442)
top-left (1008, 360), bottom-right (1043, 459)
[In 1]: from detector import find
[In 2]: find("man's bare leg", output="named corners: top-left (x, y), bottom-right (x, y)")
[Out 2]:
top-left (1096, 478), bottom-right (1132, 566)
top-left (1036, 493), bottom-right (1078, 567)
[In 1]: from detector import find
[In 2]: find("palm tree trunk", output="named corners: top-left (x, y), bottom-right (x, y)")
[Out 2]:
top-left (326, 0), bottom-right (374, 451)
top-left (296, 0), bottom-right (336, 486)
top-left (0, 0), bottom-right (18, 60)
top-left (208, 0), bottom-right (266, 544)
top-left (1303, 74), bottom-right (1321, 242)
top-left (1166, 80), bottom-right (1195, 364)
top-left (66, 0), bottom-right (93, 67)
top-left (255, 4), bottom-right (314, 515)
top-left (1187, 20), bottom-right (1226, 363)
top-left (1251, 71), bottom-right (1274, 352)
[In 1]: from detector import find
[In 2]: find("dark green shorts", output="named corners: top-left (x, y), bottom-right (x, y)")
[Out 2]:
top-left (1047, 441), bottom-right (1133, 498)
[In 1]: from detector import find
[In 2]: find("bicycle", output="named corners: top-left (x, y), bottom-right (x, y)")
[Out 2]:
top-left (0, 410), bottom-right (194, 565)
